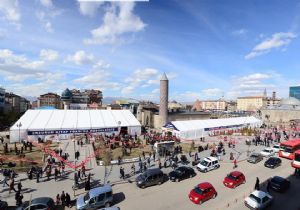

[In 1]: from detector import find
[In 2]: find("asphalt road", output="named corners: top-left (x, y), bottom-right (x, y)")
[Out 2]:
top-left (112, 156), bottom-right (299, 210)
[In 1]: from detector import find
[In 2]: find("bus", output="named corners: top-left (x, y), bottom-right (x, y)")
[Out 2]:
top-left (279, 139), bottom-right (300, 159)
top-left (292, 150), bottom-right (300, 169)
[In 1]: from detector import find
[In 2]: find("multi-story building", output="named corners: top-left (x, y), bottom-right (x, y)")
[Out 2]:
top-left (5, 93), bottom-right (30, 114)
top-left (192, 99), bottom-right (227, 111)
top-left (290, 86), bottom-right (300, 100)
top-left (266, 91), bottom-right (281, 106)
top-left (38, 93), bottom-right (62, 109)
top-left (61, 88), bottom-right (103, 110)
top-left (0, 87), bottom-right (5, 113)
top-left (237, 96), bottom-right (267, 111)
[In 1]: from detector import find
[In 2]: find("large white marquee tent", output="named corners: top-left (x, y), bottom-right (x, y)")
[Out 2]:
top-left (10, 109), bottom-right (141, 143)
top-left (163, 116), bottom-right (262, 140)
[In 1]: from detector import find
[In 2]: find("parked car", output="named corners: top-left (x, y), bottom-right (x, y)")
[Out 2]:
top-left (0, 200), bottom-right (8, 210)
top-left (244, 190), bottom-right (273, 210)
top-left (247, 153), bottom-right (263, 164)
top-left (197, 157), bottom-right (220, 173)
top-left (136, 168), bottom-right (164, 189)
top-left (76, 184), bottom-right (113, 210)
top-left (264, 157), bottom-right (282, 169)
top-left (269, 176), bottom-right (290, 192)
top-left (169, 166), bottom-right (196, 182)
top-left (188, 182), bottom-right (217, 205)
top-left (272, 144), bottom-right (281, 153)
top-left (17, 197), bottom-right (55, 210)
top-left (98, 207), bottom-right (120, 210)
top-left (223, 171), bottom-right (246, 189)
top-left (260, 148), bottom-right (275, 157)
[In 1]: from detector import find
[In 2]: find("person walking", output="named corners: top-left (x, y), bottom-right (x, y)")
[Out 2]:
top-left (120, 167), bottom-right (125, 180)
top-left (267, 179), bottom-right (271, 192)
top-left (81, 165), bottom-right (86, 178)
top-left (77, 169), bottom-right (81, 181)
top-left (131, 163), bottom-right (135, 175)
top-left (61, 191), bottom-right (66, 206)
top-left (255, 177), bottom-right (260, 190)
top-left (54, 168), bottom-right (59, 181)
top-left (9, 178), bottom-right (16, 193)
top-left (147, 157), bottom-right (151, 167)
top-left (17, 181), bottom-right (22, 192)
top-left (233, 159), bottom-right (237, 169)
top-left (65, 193), bottom-right (71, 208)
top-left (15, 190), bottom-right (23, 206)
top-left (56, 194), bottom-right (61, 205)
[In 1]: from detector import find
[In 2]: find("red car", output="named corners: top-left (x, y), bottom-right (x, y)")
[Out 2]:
top-left (223, 171), bottom-right (246, 188)
top-left (188, 182), bottom-right (217, 204)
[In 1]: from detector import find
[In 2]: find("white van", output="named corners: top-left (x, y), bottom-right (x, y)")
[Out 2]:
top-left (197, 157), bottom-right (220, 173)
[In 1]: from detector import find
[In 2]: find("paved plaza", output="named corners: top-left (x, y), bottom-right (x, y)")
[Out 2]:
top-left (1, 136), bottom-right (300, 210)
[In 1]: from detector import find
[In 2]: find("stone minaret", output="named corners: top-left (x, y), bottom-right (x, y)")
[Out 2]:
top-left (159, 73), bottom-right (169, 126)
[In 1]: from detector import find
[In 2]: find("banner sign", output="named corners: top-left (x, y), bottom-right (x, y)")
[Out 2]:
top-left (204, 124), bottom-right (247, 131)
top-left (27, 127), bottom-right (118, 135)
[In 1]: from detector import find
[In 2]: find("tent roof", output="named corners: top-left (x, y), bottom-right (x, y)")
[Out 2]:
top-left (166, 116), bottom-right (261, 132)
top-left (10, 109), bottom-right (141, 131)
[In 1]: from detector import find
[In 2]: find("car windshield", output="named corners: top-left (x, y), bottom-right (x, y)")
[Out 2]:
top-left (250, 154), bottom-right (258, 158)
top-left (263, 149), bottom-right (270, 153)
top-left (200, 160), bottom-right (209, 166)
top-left (284, 147), bottom-right (293, 153)
top-left (249, 194), bottom-right (261, 203)
top-left (273, 145), bottom-right (279, 149)
top-left (194, 187), bottom-right (203, 194)
top-left (227, 174), bottom-right (237, 180)
top-left (83, 193), bottom-right (90, 203)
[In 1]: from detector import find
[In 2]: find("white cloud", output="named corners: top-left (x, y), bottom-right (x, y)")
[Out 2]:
top-left (122, 68), bottom-right (159, 94)
top-left (66, 50), bottom-right (95, 65)
top-left (0, 0), bottom-right (20, 23)
top-left (245, 32), bottom-right (297, 59)
top-left (77, 0), bottom-right (103, 17)
top-left (170, 91), bottom-right (201, 102)
top-left (40, 0), bottom-right (53, 8)
top-left (227, 72), bottom-right (277, 98)
top-left (84, 2), bottom-right (146, 45)
top-left (40, 49), bottom-right (59, 61)
top-left (232, 29), bottom-right (247, 36)
top-left (201, 88), bottom-right (223, 97)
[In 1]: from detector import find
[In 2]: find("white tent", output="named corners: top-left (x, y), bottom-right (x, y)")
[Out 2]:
top-left (163, 116), bottom-right (262, 140)
top-left (10, 109), bottom-right (141, 142)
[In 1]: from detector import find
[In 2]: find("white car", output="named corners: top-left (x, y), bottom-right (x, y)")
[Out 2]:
top-left (244, 190), bottom-right (273, 210)
top-left (196, 156), bottom-right (220, 173)
top-left (260, 148), bottom-right (275, 157)
top-left (272, 144), bottom-right (281, 153)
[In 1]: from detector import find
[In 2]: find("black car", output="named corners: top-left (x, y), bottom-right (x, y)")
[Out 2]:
top-left (264, 157), bottom-right (282, 168)
top-left (169, 166), bottom-right (196, 182)
top-left (136, 168), bottom-right (165, 189)
top-left (17, 197), bottom-right (55, 210)
top-left (269, 176), bottom-right (290, 192)
top-left (0, 200), bottom-right (8, 210)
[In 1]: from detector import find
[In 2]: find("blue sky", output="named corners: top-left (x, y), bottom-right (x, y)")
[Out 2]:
top-left (0, 0), bottom-right (300, 102)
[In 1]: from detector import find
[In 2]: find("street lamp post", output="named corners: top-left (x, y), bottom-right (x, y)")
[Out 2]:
top-left (16, 122), bottom-right (22, 143)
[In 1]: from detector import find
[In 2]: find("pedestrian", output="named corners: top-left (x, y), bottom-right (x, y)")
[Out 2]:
top-left (65, 193), bottom-right (71, 208)
top-left (47, 168), bottom-right (51, 181)
top-left (84, 178), bottom-right (91, 191)
top-left (17, 181), bottom-right (22, 192)
top-left (59, 148), bottom-right (62, 157)
top-left (2, 175), bottom-right (8, 187)
top-left (131, 163), bottom-right (135, 175)
top-left (80, 140), bottom-right (83, 147)
top-left (267, 179), bottom-right (271, 192)
top-left (120, 167), bottom-right (125, 179)
top-left (142, 151), bottom-right (145, 160)
top-left (61, 191), bottom-right (66, 206)
top-left (9, 178), bottom-right (16, 193)
top-left (233, 159), bottom-right (237, 168)
top-left (15, 190), bottom-right (23, 206)
top-left (153, 151), bottom-right (156, 161)
top-left (82, 165), bottom-right (86, 178)
top-left (147, 157), bottom-right (151, 167)
top-left (143, 162), bottom-right (147, 171)
top-left (77, 169), bottom-right (81, 180)
top-left (255, 177), bottom-right (260, 190)
top-left (56, 194), bottom-right (61, 205)
top-left (74, 173), bottom-right (79, 187)
top-left (139, 161), bottom-right (143, 173)
top-left (61, 163), bottom-right (65, 176)
top-left (54, 168), bottom-right (59, 181)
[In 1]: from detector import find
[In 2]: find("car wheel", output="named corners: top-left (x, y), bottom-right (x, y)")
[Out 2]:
top-left (105, 202), bottom-right (111, 208)
top-left (176, 178), bottom-right (180, 182)
top-left (212, 193), bottom-right (217, 199)
top-left (141, 185), bottom-right (145, 189)
top-left (199, 200), bottom-right (203, 205)
top-left (243, 180), bottom-right (246, 184)
top-left (158, 181), bottom-right (162, 185)
top-left (189, 174), bottom-right (193, 178)
top-left (204, 169), bottom-right (207, 173)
